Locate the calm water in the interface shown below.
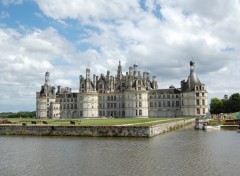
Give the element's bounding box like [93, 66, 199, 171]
[0, 126, 240, 176]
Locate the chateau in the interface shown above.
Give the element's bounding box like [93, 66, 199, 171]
[36, 61, 208, 118]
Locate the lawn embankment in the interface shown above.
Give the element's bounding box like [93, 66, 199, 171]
[0, 117, 192, 126]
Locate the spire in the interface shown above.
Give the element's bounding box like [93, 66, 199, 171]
[190, 60, 195, 73]
[188, 61, 201, 91]
[181, 61, 202, 92]
[45, 72, 50, 85]
[117, 60, 122, 80]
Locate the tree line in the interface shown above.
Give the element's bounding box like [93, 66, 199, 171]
[0, 111, 36, 118]
[210, 93, 240, 114]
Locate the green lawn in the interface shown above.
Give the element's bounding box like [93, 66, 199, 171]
[1, 117, 192, 126]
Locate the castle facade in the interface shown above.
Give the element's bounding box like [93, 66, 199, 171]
[36, 61, 208, 118]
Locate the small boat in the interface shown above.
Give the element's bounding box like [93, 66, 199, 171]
[207, 126, 221, 130]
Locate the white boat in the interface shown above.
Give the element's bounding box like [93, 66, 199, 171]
[206, 126, 221, 130]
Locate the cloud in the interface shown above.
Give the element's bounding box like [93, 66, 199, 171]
[0, 27, 78, 111]
[1, 0, 240, 111]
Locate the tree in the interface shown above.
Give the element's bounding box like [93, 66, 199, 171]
[210, 98, 224, 114]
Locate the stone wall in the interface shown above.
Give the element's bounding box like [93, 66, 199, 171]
[0, 119, 194, 137]
[149, 118, 195, 137]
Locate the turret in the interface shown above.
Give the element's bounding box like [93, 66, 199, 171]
[45, 72, 50, 85]
[93, 74, 96, 90]
[133, 64, 138, 78]
[129, 67, 133, 77]
[117, 61, 122, 80]
[86, 69, 90, 80]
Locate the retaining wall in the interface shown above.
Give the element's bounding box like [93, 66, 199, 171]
[0, 119, 194, 137]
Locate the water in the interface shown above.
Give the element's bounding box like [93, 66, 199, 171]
[0, 126, 240, 176]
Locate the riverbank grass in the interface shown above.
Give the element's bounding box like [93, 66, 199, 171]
[0, 117, 192, 126]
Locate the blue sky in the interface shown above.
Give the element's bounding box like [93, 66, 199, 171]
[0, 0, 240, 112]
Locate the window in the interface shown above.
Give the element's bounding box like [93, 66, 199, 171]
[202, 93, 204, 97]
[150, 102, 153, 107]
[167, 101, 170, 107]
[202, 100, 205, 105]
[176, 101, 179, 106]
[136, 102, 138, 107]
[196, 99, 200, 105]
[139, 110, 142, 116]
[197, 108, 200, 114]
[167, 95, 170, 99]
[139, 94, 142, 99]
[139, 101, 142, 107]
[196, 93, 199, 97]
[136, 110, 138, 116]
[203, 108, 205, 114]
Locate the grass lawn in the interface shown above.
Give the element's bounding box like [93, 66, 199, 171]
[1, 117, 192, 126]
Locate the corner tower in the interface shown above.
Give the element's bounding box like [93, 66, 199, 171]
[180, 61, 208, 117]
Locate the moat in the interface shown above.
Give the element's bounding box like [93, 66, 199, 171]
[0, 125, 239, 176]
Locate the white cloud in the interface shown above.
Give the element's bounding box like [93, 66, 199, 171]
[1, 0, 240, 111]
[0, 27, 79, 111]
[34, 0, 240, 98]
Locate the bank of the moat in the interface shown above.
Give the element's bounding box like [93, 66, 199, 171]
[0, 118, 194, 137]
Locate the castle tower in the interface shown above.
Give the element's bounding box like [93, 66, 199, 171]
[181, 61, 208, 117]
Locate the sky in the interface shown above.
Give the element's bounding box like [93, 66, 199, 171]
[0, 0, 240, 112]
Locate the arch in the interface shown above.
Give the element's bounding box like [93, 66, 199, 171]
[61, 111, 66, 118]
[166, 109, 174, 117]
[158, 110, 166, 118]
[175, 109, 182, 117]
[72, 111, 77, 118]
[67, 111, 72, 118]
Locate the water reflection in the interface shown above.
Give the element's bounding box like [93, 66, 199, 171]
[0, 126, 240, 176]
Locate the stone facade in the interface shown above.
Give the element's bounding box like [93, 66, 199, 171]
[36, 61, 208, 118]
